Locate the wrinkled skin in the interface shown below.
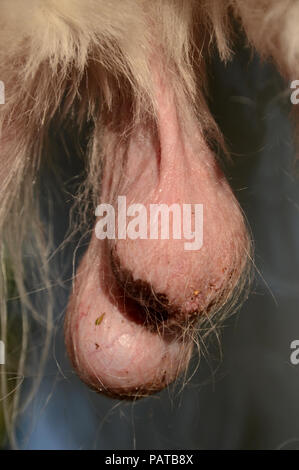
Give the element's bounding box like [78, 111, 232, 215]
[64, 63, 249, 398]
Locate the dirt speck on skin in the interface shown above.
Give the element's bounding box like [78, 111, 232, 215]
[161, 370, 167, 384]
[95, 313, 105, 325]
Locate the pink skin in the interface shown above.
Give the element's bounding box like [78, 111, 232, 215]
[64, 65, 248, 398]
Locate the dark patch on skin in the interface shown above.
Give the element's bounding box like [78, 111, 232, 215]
[109, 245, 239, 334]
[109, 247, 199, 336]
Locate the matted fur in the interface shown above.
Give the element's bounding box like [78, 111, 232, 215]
[0, 0, 298, 447]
